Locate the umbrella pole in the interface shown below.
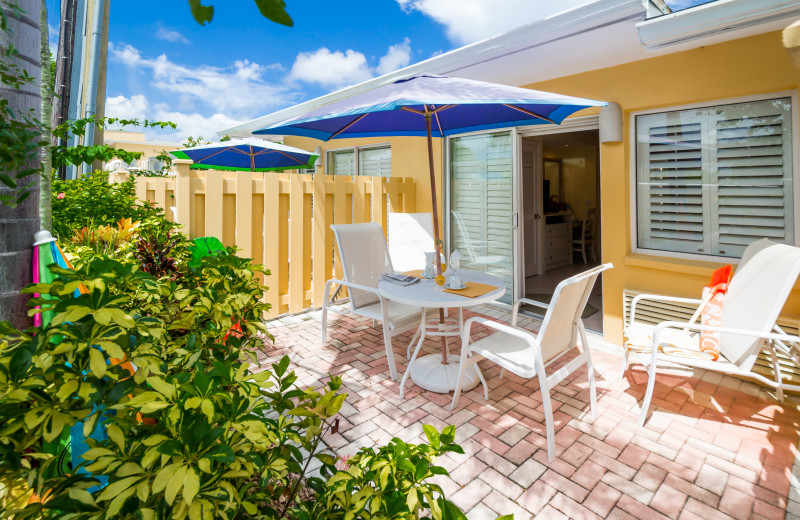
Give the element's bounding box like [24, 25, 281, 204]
[425, 110, 449, 366]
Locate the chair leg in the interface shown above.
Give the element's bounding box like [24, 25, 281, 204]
[450, 349, 472, 411]
[619, 347, 630, 380]
[582, 242, 588, 265]
[639, 343, 659, 427]
[321, 282, 332, 346]
[382, 326, 399, 382]
[769, 345, 785, 402]
[541, 382, 556, 463]
[579, 323, 597, 419]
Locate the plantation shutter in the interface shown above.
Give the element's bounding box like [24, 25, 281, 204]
[711, 99, 794, 256]
[358, 146, 391, 177]
[637, 97, 794, 258]
[636, 111, 705, 254]
[328, 150, 355, 175]
[450, 131, 513, 303]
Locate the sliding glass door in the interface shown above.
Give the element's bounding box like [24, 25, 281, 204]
[447, 130, 518, 304]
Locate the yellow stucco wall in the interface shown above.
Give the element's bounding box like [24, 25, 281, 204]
[282, 135, 445, 227]
[526, 30, 800, 344]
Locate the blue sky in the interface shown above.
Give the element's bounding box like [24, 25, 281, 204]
[48, 0, 712, 141]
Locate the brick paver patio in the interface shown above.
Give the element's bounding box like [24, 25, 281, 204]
[258, 305, 800, 520]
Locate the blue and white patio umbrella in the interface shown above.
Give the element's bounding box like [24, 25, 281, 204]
[254, 73, 606, 364]
[170, 138, 318, 172]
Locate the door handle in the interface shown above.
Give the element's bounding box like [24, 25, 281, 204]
[534, 214, 541, 220]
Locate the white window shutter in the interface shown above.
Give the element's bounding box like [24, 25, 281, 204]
[636, 112, 705, 254]
[358, 146, 391, 177]
[636, 97, 794, 258]
[712, 100, 794, 256]
[450, 132, 513, 303]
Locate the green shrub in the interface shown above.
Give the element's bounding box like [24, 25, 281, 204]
[0, 244, 474, 519]
[51, 172, 161, 240]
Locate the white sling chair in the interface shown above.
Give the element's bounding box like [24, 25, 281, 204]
[322, 223, 423, 381]
[387, 212, 434, 272]
[451, 263, 612, 462]
[627, 239, 800, 426]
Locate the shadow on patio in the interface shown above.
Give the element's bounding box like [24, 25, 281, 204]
[257, 306, 800, 520]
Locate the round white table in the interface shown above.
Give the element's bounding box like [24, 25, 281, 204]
[378, 270, 505, 398]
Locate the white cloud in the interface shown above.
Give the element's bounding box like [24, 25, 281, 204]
[151, 110, 243, 141]
[104, 94, 242, 140]
[396, 0, 590, 44]
[289, 48, 373, 87]
[106, 94, 149, 121]
[108, 42, 293, 118]
[376, 38, 411, 76]
[289, 38, 414, 87]
[155, 27, 190, 44]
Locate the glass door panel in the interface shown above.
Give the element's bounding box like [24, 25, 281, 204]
[449, 131, 514, 304]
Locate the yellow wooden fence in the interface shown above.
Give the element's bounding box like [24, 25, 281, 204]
[111, 160, 416, 318]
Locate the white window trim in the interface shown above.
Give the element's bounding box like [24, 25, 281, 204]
[324, 143, 392, 176]
[629, 89, 800, 263]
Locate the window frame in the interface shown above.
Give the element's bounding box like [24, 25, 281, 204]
[325, 143, 392, 176]
[629, 90, 800, 263]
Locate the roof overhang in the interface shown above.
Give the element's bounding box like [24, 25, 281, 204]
[637, 0, 800, 50]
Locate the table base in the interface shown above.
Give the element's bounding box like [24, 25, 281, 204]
[409, 354, 481, 393]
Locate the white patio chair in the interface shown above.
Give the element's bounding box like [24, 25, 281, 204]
[626, 239, 800, 426]
[322, 223, 423, 381]
[387, 212, 434, 272]
[451, 263, 613, 462]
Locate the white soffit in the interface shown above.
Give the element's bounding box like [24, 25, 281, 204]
[637, 0, 800, 50]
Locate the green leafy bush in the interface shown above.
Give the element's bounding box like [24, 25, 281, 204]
[51, 172, 162, 240]
[0, 241, 473, 519]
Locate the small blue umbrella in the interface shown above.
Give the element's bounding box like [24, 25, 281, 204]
[170, 138, 318, 172]
[255, 73, 606, 365]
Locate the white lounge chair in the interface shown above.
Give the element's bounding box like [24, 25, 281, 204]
[322, 223, 422, 381]
[387, 212, 434, 272]
[451, 263, 612, 462]
[626, 239, 800, 426]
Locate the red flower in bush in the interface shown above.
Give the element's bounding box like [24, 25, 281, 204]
[57, 193, 65, 199]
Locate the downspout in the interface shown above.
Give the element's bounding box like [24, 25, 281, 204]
[66, 0, 87, 180]
[82, 0, 105, 177]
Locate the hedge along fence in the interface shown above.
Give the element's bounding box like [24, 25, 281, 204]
[110, 160, 416, 318]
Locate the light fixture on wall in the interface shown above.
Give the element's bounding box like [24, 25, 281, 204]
[599, 102, 622, 143]
[783, 20, 800, 69]
[314, 146, 322, 169]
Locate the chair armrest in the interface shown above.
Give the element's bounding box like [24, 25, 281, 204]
[462, 316, 538, 347]
[629, 293, 703, 325]
[653, 320, 800, 345]
[511, 297, 551, 326]
[325, 278, 382, 296]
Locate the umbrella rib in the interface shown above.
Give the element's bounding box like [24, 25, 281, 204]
[401, 107, 425, 115]
[330, 113, 370, 139]
[195, 147, 236, 162]
[275, 150, 309, 166]
[503, 104, 556, 124]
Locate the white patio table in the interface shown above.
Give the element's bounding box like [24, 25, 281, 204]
[378, 269, 505, 398]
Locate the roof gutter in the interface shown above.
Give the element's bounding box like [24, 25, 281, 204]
[637, 0, 800, 50]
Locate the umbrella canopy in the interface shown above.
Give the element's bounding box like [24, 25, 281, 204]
[170, 138, 318, 172]
[254, 74, 607, 140]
